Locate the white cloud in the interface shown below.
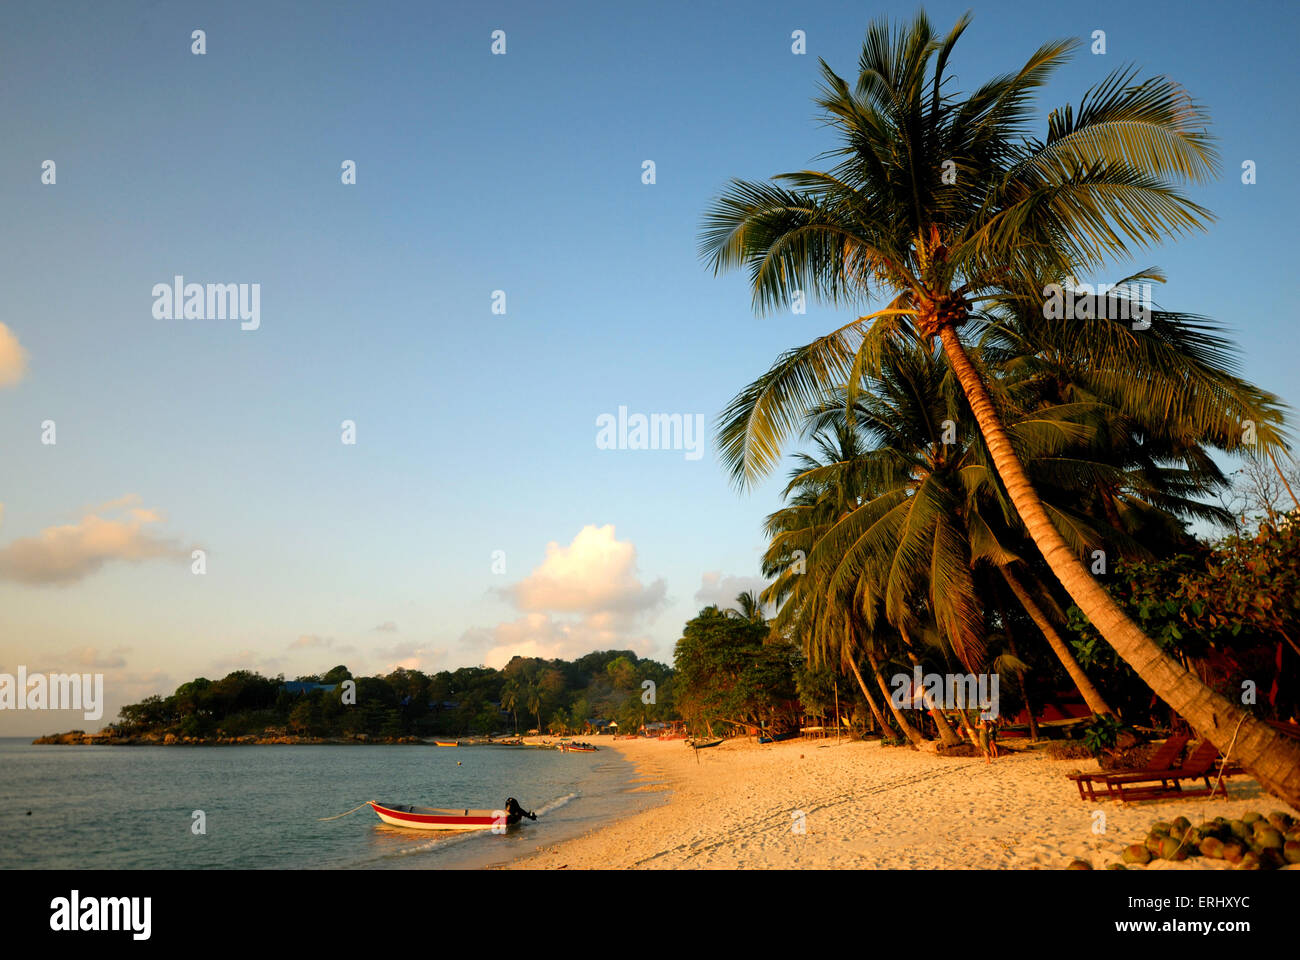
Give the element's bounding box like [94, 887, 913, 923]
[0, 496, 189, 586]
[466, 525, 667, 666]
[461, 612, 656, 669]
[501, 524, 666, 617]
[68, 646, 130, 669]
[0, 324, 27, 388]
[370, 642, 450, 674]
[290, 634, 331, 649]
[694, 572, 771, 614]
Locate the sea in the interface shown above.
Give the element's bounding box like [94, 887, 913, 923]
[0, 738, 662, 869]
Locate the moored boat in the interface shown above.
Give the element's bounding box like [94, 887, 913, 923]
[433, 740, 460, 747]
[368, 797, 535, 831]
[688, 737, 725, 749]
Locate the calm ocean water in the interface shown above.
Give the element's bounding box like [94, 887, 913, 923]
[0, 738, 660, 869]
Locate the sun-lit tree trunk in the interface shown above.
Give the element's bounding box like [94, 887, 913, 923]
[902, 647, 963, 748]
[847, 658, 895, 738]
[1000, 564, 1114, 717]
[845, 620, 914, 742]
[938, 324, 1300, 805]
[856, 652, 926, 747]
[955, 707, 989, 759]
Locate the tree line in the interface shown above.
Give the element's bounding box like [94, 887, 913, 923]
[112, 650, 675, 739]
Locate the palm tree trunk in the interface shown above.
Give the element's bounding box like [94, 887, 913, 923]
[1000, 564, 1114, 717]
[955, 707, 987, 758]
[930, 702, 963, 746]
[847, 658, 894, 737]
[857, 653, 926, 747]
[938, 325, 1300, 805]
[903, 649, 963, 747]
[1005, 635, 1040, 741]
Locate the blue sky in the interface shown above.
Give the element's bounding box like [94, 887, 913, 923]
[2, 0, 1297, 733]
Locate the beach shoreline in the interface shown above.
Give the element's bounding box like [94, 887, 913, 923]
[506, 736, 1300, 870]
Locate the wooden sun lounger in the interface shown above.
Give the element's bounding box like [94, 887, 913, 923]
[1066, 734, 1188, 801]
[1102, 741, 1227, 801]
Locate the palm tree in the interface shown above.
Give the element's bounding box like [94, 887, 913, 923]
[774, 339, 1117, 709]
[500, 679, 520, 735]
[760, 416, 928, 745]
[522, 680, 542, 734]
[729, 590, 767, 625]
[770, 328, 1256, 727]
[701, 11, 1300, 803]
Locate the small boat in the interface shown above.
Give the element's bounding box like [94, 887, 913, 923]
[757, 731, 797, 744]
[433, 740, 460, 747]
[561, 742, 598, 752]
[688, 738, 725, 749]
[368, 797, 535, 831]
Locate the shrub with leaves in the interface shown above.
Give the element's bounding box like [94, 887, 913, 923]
[1080, 714, 1125, 756]
[1067, 515, 1300, 724]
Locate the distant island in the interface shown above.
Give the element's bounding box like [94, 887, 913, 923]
[33, 651, 676, 745]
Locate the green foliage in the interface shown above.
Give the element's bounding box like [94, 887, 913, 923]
[1066, 516, 1300, 723]
[674, 606, 799, 730]
[1079, 714, 1125, 755]
[701, 9, 1231, 494]
[794, 663, 837, 718]
[112, 650, 676, 740]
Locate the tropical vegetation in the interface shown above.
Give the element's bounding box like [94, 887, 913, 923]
[106, 651, 675, 740]
[699, 10, 1300, 802]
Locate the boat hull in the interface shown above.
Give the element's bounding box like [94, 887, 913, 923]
[369, 801, 515, 831]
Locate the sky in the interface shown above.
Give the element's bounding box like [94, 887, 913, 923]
[2, 0, 1297, 734]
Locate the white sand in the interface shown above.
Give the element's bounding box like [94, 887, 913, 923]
[508, 737, 1299, 869]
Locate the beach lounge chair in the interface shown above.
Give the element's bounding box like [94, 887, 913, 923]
[1066, 734, 1188, 801]
[1101, 740, 1227, 801]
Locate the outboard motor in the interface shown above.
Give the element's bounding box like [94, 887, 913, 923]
[504, 797, 536, 821]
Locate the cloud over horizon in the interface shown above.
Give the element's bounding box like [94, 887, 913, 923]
[694, 571, 771, 614]
[0, 495, 190, 586]
[468, 524, 667, 667]
[500, 524, 667, 617]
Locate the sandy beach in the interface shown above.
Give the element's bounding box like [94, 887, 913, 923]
[508, 737, 1300, 869]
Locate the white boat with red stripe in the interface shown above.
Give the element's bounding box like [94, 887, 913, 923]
[367, 797, 536, 831]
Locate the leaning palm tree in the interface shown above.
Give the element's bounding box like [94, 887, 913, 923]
[701, 11, 1300, 802]
[761, 411, 928, 744]
[780, 340, 1122, 720]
